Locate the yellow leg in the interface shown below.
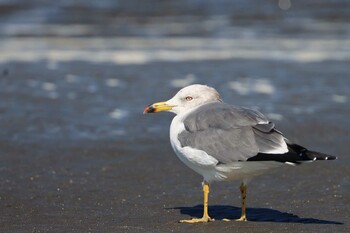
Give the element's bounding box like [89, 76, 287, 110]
[179, 182, 214, 223]
[222, 182, 248, 222]
[235, 182, 247, 221]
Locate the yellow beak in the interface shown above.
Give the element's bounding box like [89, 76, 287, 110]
[143, 101, 174, 114]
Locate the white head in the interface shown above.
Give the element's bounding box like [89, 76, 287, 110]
[144, 84, 221, 115]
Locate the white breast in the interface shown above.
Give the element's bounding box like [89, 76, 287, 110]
[169, 114, 224, 182]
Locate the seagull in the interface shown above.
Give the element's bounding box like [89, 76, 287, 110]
[143, 84, 336, 223]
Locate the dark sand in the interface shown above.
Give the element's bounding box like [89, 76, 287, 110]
[0, 1, 349, 232]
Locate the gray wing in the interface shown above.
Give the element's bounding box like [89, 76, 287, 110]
[178, 102, 288, 164]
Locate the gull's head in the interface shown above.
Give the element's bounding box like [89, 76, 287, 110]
[144, 84, 221, 115]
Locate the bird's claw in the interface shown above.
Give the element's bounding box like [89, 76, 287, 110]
[235, 216, 247, 222]
[222, 216, 247, 222]
[179, 216, 214, 223]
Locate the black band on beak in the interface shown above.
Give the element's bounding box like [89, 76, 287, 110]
[143, 104, 156, 114]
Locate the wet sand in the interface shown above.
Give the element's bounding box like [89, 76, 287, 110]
[0, 1, 350, 232]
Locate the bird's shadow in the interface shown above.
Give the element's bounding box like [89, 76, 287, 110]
[169, 205, 343, 225]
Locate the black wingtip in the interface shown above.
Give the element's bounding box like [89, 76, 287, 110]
[306, 150, 338, 161]
[247, 144, 338, 165]
[325, 155, 338, 160]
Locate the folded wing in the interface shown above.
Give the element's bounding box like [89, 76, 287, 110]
[178, 102, 288, 164]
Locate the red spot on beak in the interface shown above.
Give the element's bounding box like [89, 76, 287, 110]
[143, 104, 155, 114]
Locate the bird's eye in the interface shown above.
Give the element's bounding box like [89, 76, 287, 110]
[185, 96, 193, 101]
